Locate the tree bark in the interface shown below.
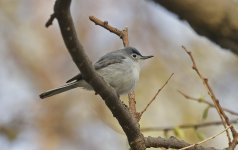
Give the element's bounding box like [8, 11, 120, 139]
[48, 0, 146, 149]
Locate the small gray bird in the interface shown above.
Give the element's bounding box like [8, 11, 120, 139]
[39, 47, 153, 99]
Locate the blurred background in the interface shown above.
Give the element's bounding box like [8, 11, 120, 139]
[0, 0, 238, 150]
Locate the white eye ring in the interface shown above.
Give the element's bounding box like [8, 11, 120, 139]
[132, 54, 137, 58]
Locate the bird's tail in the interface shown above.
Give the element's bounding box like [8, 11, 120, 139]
[39, 82, 78, 99]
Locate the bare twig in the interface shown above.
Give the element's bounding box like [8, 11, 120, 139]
[45, 13, 56, 27]
[182, 46, 229, 141]
[229, 136, 238, 150]
[122, 27, 129, 47]
[142, 119, 238, 132]
[128, 91, 141, 121]
[179, 125, 231, 150]
[182, 46, 238, 148]
[145, 136, 215, 150]
[138, 73, 174, 120]
[178, 90, 238, 116]
[89, 16, 129, 47]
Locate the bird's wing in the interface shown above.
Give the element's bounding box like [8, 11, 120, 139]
[66, 54, 126, 83]
[94, 54, 126, 70]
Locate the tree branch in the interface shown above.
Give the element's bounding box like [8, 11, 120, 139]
[142, 119, 238, 132]
[89, 16, 129, 47]
[178, 90, 238, 116]
[179, 125, 231, 150]
[45, 1, 231, 149]
[145, 136, 215, 150]
[47, 1, 145, 149]
[182, 46, 238, 149]
[138, 73, 174, 121]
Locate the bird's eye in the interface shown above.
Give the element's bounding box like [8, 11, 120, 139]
[132, 54, 137, 58]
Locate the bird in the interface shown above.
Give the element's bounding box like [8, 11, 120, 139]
[39, 47, 153, 99]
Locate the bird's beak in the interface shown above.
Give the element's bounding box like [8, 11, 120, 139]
[141, 55, 154, 60]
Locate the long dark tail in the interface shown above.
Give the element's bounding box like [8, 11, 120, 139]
[39, 82, 78, 99]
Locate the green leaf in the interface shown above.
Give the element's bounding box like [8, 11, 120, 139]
[195, 129, 206, 140]
[173, 127, 185, 139]
[202, 106, 210, 120]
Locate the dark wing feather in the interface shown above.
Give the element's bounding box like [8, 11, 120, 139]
[66, 74, 82, 83]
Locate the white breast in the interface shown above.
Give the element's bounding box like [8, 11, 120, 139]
[97, 57, 141, 95]
[130, 60, 140, 83]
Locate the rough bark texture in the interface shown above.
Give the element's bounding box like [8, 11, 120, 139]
[152, 0, 238, 55]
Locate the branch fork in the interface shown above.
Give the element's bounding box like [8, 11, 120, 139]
[44, 0, 235, 149]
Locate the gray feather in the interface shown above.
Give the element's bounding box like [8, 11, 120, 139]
[66, 54, 126, 83]
[39, 82, 78, 99]
[95, 54, 126, 70]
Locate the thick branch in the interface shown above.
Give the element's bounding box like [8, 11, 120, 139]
[49, 0, 145, 149]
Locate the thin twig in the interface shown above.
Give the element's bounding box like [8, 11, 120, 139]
[141, 119, 238, 132]
[89, 16, 129, 47]
[179, 125, 231, 150]
[45, 13, 56, 27]
[138, 73, 174, 120]
[128, 91, 140, 121]
[178, 90, 238, 116]
[122, 27, 129, 47]
[182, 46, 238, 148]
